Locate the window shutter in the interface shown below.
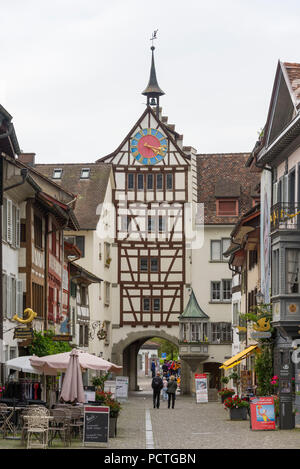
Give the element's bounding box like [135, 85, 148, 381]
[16, 208, 20, 248]
[7, 276, 12, 319]
[12, 204, 17, 248]
[2, 198, 7, 241]
[7, 200, 12, 244]
[11, 277, 16, 318]
[2, 274, 7, 317]
[17, 279, 23, 316]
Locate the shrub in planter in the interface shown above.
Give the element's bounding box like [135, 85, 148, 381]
[224, 395, 249, 420]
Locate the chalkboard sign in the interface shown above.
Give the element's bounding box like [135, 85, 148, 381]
[83, 406, 110, 447]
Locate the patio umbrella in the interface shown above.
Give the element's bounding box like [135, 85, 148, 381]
[5, 355, 56, 375]
[30, 350, 122, 374]
[60, 349, 85, 404]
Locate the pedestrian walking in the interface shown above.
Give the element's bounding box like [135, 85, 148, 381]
[152, 372, 163, 408]
[167, 375, 177, 409]
[151, 359, 156, 378]
[162, 376, 168, 401]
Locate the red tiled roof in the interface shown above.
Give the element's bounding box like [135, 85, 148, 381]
[196, 153, 260, 225]
[283, 62, 300, 104]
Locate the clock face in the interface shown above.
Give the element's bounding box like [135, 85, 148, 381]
[130, 128, 167, 165]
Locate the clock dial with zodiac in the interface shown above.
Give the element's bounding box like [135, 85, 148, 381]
[130, 128, 167, 165]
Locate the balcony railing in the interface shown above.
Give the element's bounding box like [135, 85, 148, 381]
[271, 203, 300, 231]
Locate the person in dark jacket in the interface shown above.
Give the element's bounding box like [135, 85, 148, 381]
[151, 360, 156, 378]
[167, 375, 177, 409]
[151, 372, 163, 408]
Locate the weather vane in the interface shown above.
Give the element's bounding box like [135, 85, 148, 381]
[150, 30, 158, 48]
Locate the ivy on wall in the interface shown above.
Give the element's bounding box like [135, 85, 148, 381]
[29, 330, 73, 357]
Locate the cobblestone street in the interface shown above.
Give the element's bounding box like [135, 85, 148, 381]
[107, 377, 300, 450]
[0, 377, 300, 450]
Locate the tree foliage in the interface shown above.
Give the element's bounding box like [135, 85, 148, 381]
[254, 344, 273, 396]
[151, 338, 179, 360]
[29, 330, 73, 357]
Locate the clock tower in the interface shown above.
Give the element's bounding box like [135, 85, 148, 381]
[97, 42, 192, 390]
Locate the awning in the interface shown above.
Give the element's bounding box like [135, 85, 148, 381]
[219, 345, 258, 370]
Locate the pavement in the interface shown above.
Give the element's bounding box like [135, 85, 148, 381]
[1, 376, 300, 449]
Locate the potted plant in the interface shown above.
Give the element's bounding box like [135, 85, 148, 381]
[105, 396, 122, 438]
[224, 395, 249, 420]
[218, 388, 235, 403]
[221, 377, 229, 386]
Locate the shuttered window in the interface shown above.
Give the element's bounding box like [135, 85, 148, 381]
[2, 274, 7, 317]
[216, 200, 238, 216]
[2, 198, 7, 241]
[7, 199, 12, 244]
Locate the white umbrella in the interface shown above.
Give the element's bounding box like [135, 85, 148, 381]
[5, 355, 56, 375]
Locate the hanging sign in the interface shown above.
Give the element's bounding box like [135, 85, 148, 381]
[195, 374, 208, 403]
[83, 405, 109, 447]
[115, 376, 129, 401]
[250, 397, 276, 430]
[13, 327, 34, 340]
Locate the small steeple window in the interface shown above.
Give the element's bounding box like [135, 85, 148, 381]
[52, 168, 62, 179]
[80, 168, 90, 179]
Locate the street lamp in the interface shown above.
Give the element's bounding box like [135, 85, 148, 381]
[256, 290, 264, 305]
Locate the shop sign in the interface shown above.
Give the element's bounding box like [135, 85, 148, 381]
[13, 327, 34, 340]
[250, 397, 276, 430]
[52, 335, 72, 342]
[83, 405, 109, 447]
[195, 374, 208, 403]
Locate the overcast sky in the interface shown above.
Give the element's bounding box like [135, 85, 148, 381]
[1, 0, 300, 163]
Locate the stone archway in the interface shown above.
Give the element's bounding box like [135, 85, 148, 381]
[111, 329, 178, 391]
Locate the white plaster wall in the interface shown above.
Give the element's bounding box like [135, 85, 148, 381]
[191, 225, 233, 322]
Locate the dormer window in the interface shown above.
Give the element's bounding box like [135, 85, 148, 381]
[216, 199, 239, 217]
[80, 168, 90, 179]
[52, 168, 62, 179]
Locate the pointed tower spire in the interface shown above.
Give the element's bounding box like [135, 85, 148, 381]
[142, 31, 165, 116]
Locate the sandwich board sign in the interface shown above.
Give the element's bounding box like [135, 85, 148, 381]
[195, 374, 208, 403]
[250, 397, 276, 430]
[115, 376, 129, 401]
[83, 405, 109, 447]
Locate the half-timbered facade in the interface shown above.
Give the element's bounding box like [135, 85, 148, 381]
[97, 103, 193, 388]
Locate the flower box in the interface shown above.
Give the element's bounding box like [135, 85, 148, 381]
[109, 416, 118, 438]
[230, 407, 248, 420]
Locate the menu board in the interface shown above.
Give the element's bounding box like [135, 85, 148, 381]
[104, 380, 116, 398]
[250, 397, 276, 431]
[84, 386, 96, 403]
[83, 406, 110, 446]
[195, 374, 208, 403]
[115, 376, 129, 400]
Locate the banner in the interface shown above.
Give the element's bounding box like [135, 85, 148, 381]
[195, 374, 208, 403]
[250, 396, 276, 430]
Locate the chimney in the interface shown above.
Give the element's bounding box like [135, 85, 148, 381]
[18, 153, 35, 167]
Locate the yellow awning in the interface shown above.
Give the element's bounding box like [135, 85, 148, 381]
[219, 345, 258, 370]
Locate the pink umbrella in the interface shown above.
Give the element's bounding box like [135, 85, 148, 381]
[30, 350, 122, 374]
[60, 349, 85, 404]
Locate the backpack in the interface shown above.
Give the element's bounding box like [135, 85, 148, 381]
[152, 377, 163, 390]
